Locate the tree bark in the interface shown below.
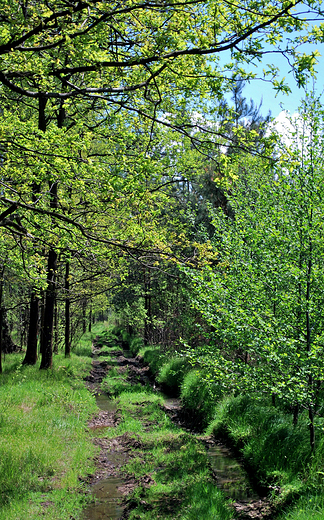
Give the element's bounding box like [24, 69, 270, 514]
[65, 261, 71, 357]
[39, 100, 64, 368]
[309, 405, 315, 452]
[27, 96, 48, 360]
[53, 295, 58, 354]
[88, 303, 92, 333]
[144, 268, 151, 345]
[22, 292, 39, 365]
[82, 299, 86, 334]
[0, 270, 4, 374]
[40, 248, 57, 369]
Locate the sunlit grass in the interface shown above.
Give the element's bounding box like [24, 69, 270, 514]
[93, 328, 233, 520]
[0, 346, 98, 519]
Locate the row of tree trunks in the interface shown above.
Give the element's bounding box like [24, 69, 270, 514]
[0, 98, 93, 369]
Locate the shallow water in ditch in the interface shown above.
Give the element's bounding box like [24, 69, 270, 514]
[84, 357, 260, 520]
[83, 393, 124, 520]
[95, 393, 117, 413]
[164, 398, 260, 502]
[207, 444, 260, 501]
[82, 477, 124, 520]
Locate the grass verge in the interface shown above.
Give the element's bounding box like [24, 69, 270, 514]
[0, 324, 108, 520]
[207, 395, 324, 518]
[128, 333, 324, 519]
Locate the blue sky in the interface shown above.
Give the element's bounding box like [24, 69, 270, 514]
[219, 4, 324, 119]
[241, 46, 324, 118]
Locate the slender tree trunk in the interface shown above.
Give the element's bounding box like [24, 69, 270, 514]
[53, 295, 58, 354]
[82, 299, 86, 334]
[26, 97, 48, 360]
[22, 292, 39, 365]
[39, 292, 45, 355]
[309, 405, 315, 452]
[88, 303, 92, 333]
[40, 248, 57, 369]
[39, 180, 58, 367]
[40, 101, 64, 369]
[306, 211, 314, 450]
[144, 268, 151, 345]
[65, 261, 71, 357]
[0, 269, 4, 374]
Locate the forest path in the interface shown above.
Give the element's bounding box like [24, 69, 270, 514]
[82, 335, 274, 520]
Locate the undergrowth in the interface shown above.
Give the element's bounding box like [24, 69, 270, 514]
[121, 329, 324, 519]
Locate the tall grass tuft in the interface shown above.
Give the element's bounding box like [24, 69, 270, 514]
[180, 369, 222, 427]
[157, 356, 190, 395]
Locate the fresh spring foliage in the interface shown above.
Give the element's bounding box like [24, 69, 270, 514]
[184, 96, 324, 447]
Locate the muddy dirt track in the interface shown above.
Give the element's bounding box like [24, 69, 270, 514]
[83, 337, 274, 520]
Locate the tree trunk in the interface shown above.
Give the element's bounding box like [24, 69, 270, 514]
[40, 248, 57, 369]
[39, 292, 45, 355]
[309, 405, 315, 452]
[82, 299, 86, 334]
[65, 261, 71, 357]
[22, 292, 39, 365]
[53, 295, 58, 354]
[89, 303, 92, 333]
[39, 99, 64, 369]
[306, 227, 314, 449]
[26, 96, 48, 362]
[144, 268, 151, 346]
[0, 271, 4, 374]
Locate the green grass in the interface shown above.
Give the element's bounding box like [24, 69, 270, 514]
[0, 344, 98, 520]
[205, 394, 324, 518]
[94, 329, 233, 520]
[276, 494, 324, 519]
[134, 336, 324, 519]
[105, 389, 233, 520]
[180, 369, 222, 427]
[137, 346, 166, 377]
[157, 357, 190, 395]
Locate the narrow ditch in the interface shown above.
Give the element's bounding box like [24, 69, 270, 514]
[83, 336, 274, 520]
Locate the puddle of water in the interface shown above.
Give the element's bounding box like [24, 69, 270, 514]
[83, 392, 124, 520]
[164, 398, 181, 409]
[95, 393, 117, 412]
[207, 444, 259, 501]
[82, 478, 124, 520]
